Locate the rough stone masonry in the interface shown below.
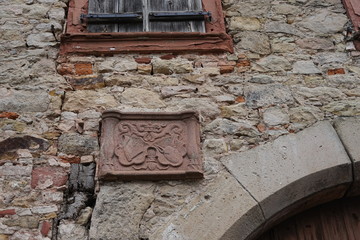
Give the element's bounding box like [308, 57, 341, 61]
[0, 0, 360, 239]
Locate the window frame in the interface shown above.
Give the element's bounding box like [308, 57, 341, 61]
[343, 0, 360, 50]
[60, 0, 233, 54]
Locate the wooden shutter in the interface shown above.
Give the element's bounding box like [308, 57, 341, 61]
[87, 0, 143, 32]
[148, 0, 205, 32]
[87, 0, 205, 33]
[118, 0, 143, 32]
[88, 0, 118, 32]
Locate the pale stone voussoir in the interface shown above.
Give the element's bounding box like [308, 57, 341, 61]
[149, 171, 265, 240]
[221, 121, 352, 222]
[334, 116, 360, 196]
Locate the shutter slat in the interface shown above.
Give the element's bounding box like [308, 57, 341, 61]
[88, 0, 118, 32]
[118, 0, 143, 32]
[149, 0, 204, 32]
[189, 0, 205, 32]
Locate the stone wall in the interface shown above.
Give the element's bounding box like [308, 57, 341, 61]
[0, 0, 359, 239]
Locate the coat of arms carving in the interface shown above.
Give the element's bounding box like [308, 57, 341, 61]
[99, 110, 203, 180]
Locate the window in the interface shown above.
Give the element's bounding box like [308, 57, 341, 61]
[343, 0, 360, 50]
[85, 0, 208, 33]
[61, 0, 233, 54]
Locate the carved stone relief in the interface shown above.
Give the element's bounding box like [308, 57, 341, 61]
[99, 110, 203, 180]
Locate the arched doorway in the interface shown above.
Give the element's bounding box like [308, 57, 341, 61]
[256, 196, 360, 240]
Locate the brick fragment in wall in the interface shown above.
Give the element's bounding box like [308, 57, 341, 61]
[0, 112, 19, 120]
[0, 209, 16, 217]
[41, 221, 52, 237]
[31, 166, 68, 189]
[327, 68, 346, 75]
[74, 63, 93, 75]
[135, 57, 152, 64]
[57, 63, 75, 75]
[220, 66, 235, 74]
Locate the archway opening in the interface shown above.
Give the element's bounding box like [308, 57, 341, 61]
[256, 196, 360, 240]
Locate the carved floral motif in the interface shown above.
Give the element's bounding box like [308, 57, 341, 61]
[99, 111, 203, 180]
[114, 122, 188, 171]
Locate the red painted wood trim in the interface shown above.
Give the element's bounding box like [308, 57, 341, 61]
[349, 0, 360, 16]
[343, 0, 360, 50]
[60, 32, 233, 54]
[61, 0, 233, 54]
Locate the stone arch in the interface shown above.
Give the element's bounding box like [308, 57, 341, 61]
[145, 119, 359, 240]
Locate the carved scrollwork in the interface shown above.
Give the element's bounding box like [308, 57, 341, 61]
[113, 122, 187, 171]
[100, 111, 203, 180]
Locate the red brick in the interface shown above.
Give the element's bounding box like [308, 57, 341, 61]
[160, 54, 177, 60]
[75, 63, 93, 76]
[31, 167, 68, 189]
[220, 66, 234, 74]
[41, 221, 52, 237]
[235, 96, 246, 103]
[135, 57, 152, 64]
[57, 63, 74, 75]
[257, 123, 266, 133]
[0, 112, 19, 120]
[237, 54, 247, 59]
[59, 155, 81, 163]
[0, 209, 16, 217]
[327, 68, 345, 75]
[236, 60, 251, 67]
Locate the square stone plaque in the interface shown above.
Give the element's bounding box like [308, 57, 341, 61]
[99, 110, 203, 180]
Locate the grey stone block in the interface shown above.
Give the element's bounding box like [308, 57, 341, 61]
[58, 133, 99, 156]
[89, 182, 156, 240]
[221, 121, 352, 220]
[334, 117, 360, 196]
[0, 88, 50, 112]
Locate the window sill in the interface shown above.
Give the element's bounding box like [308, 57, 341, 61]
[60, 32, 233, 55]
